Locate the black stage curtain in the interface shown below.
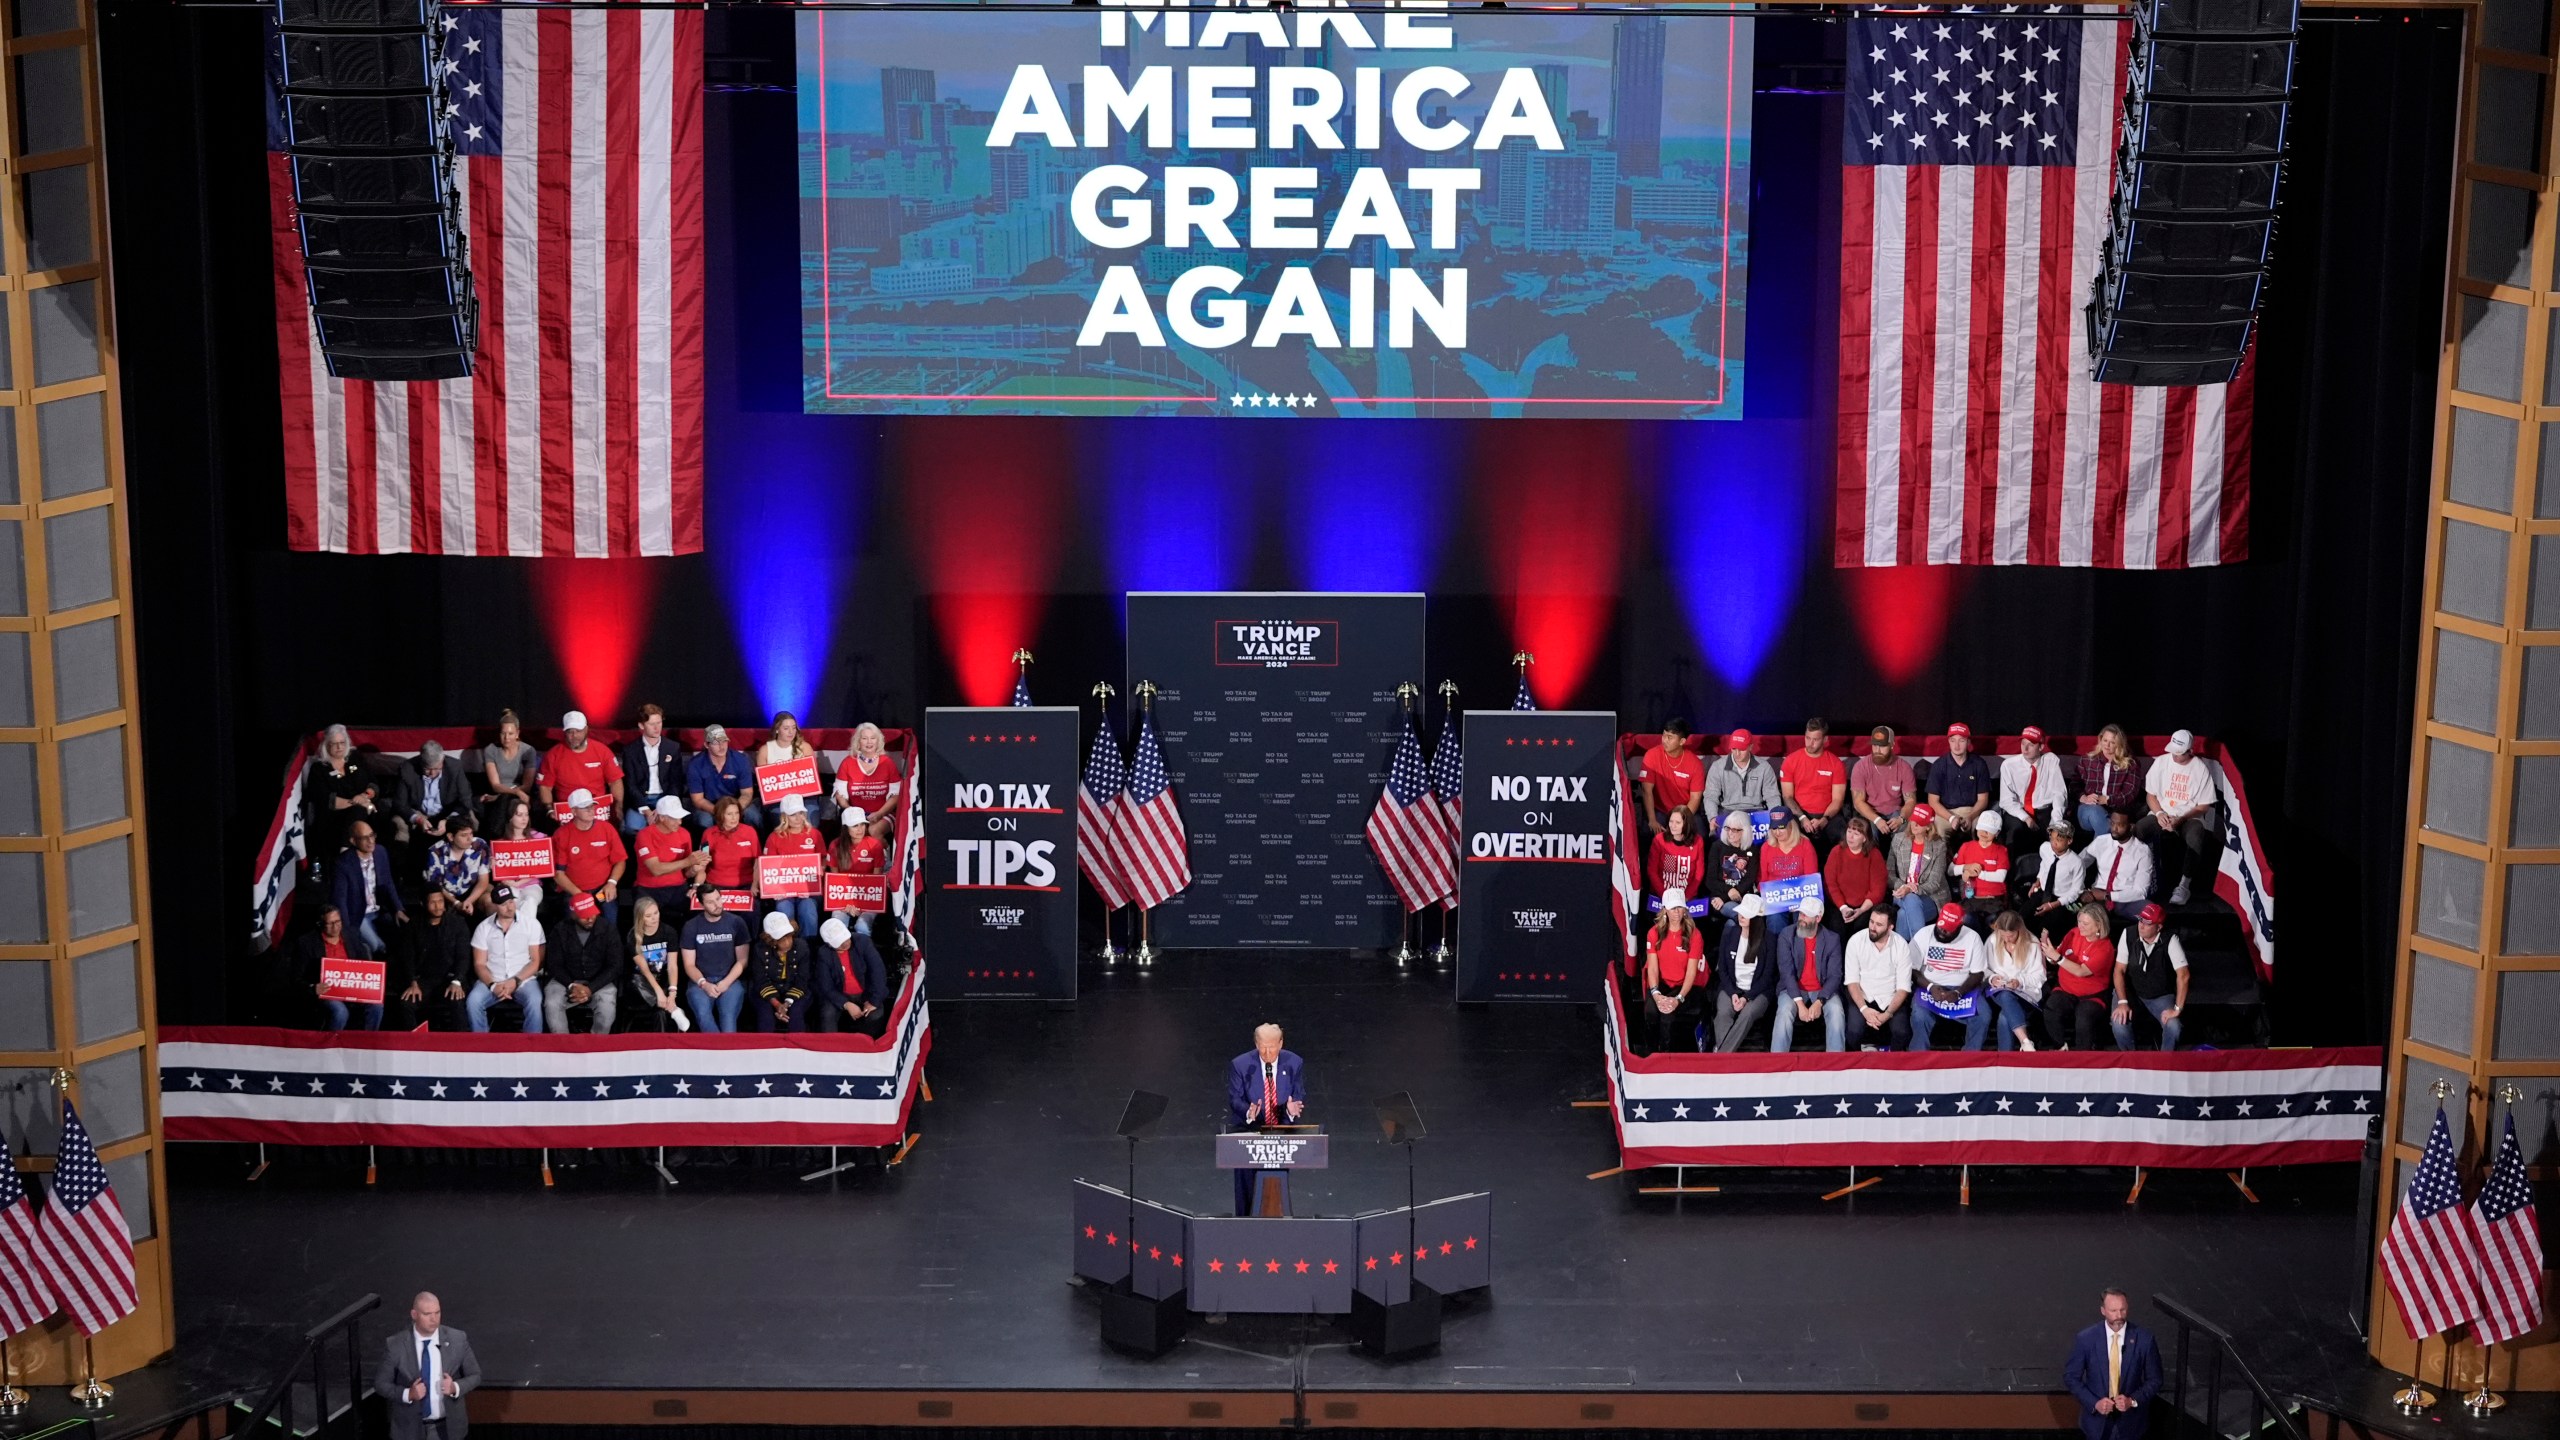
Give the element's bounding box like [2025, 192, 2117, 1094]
[102, 13, 2456, 1039]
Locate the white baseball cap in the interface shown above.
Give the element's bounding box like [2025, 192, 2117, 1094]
[820, 917, 852, 949]
[1975, 812, 2000, 833]
[762, 911, 793, 939]
[567, 788, 595, 809]
[653, 795, 685, 818]
[1660, 886, 1687, 910]
[1738, 894, 1766, 919]
[779, 794, 807, 815]
[2167, 728, 2195, 755]
[844, 807, 867, 825]
[562, 710, 588, 730]
[1797, 897, 1823, 918]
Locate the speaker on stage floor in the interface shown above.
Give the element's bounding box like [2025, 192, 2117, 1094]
[1100, 1283, 1187, 1358]
[1351, 1281, 1442, 1360]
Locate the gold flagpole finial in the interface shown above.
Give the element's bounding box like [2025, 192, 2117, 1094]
[1512, 650, 1535, 670]
[1091, 680, 1116, 700]
[1012, 648, 1034, 666]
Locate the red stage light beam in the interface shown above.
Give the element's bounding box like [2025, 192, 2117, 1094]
[528, 558, 661, 720]
[1840, 563, 1965, 685]
[1474, 422, 1627, 707]
[898, 417, 1071, 705]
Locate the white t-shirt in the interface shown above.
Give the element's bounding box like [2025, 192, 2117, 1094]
[470, 914, 542, 982]
[1843, 929, 1911, 1000]
[1912, 925, 1987, 989]
[2147, 754, 2212, 819]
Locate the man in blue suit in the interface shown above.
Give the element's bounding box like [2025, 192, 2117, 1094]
[1226, 1023, 1305, 1215]
[331, 819, 408, 956]
[2064, 1288, 2162, 1440]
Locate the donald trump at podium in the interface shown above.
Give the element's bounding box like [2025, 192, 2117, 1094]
[1228, 1022, 1306, 1215]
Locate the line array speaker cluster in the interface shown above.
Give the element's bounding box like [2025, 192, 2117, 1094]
[2087, 0, 2298, 386]
[274, 0, 476, 381]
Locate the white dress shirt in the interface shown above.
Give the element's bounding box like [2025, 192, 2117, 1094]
[415, 1328, 444, 1420]
[2085, 835, 2154, 904]
[1999, 752, 2070, 826]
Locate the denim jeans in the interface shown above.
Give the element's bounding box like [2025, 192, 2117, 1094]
[2076, 803, 2113, 841]
[1770, 994, 1845, 1052]
[768, 896, 821, 941]
[687, 982, 746, 1033]
[1987, 988, 2039, 1049]
[356, 914, 391, 957]
[1909, 996, 1991, 1050]
[2111, 992, 2183, 1051]
[466, 978, 544, 1032]
[323, 1000, 382, 1032]
[1894, 892, 1936, 939]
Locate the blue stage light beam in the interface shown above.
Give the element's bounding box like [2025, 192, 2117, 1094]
[1663, 420, 1809, 690]
[1291, 420, 1448, 592]
[709, 413, 867, 719]
[1094, 418, 1257, 595]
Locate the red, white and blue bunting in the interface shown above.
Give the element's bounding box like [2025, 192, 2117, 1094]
[1603, 973, 2377, 1171]
[159, 967, 929, 1149]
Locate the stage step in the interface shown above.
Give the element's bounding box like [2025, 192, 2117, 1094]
[233, 1373, 359, 1437]
[2176, 1380, 2307, 1439]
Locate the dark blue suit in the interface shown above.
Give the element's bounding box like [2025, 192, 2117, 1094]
[330, 847, 407, 955]
[2063, 1321, 2161, 1440]
[1227, 1048, 1305, 1215]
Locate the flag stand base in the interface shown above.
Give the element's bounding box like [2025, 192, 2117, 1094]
[2391, 1383, 2436, 1416]
[0, 1386, 23, 1418]
[2463, 1386, 2505, 1418]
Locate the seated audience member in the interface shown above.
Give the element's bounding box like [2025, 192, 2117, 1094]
[1954, 812, 2012, 928]
[687, 724, 761, 830]
[2111, 903, 2190, 1052]
[1981, 909, 2047, 1052]
[702, 796, 761, 897]
[627, 896, 687, 1031]
[632, 795, 707, 921]
[1704, 812, 1760, 934]
[2084, 810, 2157, 926]
[763, 796, 826, 939]
[2075, 724, 2143, 841]
[479, 709, 540, 835]
[1641, 898, 1708, 1054]
[754, 713, 820, 829]
[1887, 805, 1951, 938]
[814, 916, 892, 1037]
[331, 820, 407, 957]
[2020, 818, 2090, 942]
[395, 886, 472, 1030]
[1703, 730, 1780, 819]
[305, 723, 380, 860]
[1757, 807, 1818, 896]
[1823, 816, 1889, 933]
[2140, 729, 2220, 905]
[1909, 902, 1991, 1051]
[1647, 807, 1708, 912]
[492, 796, 545, 909]
[2040, 905, 2117, 1050]
[1850, 726, 1916, 839]
[832, 722, 902, 841]
[1710, 894, 1776, 1053]
[394, 740, 463, 852]
[548, 789, 628, 931]
[544, 892, 625, 1035]
[827, 810, 891, 936]
[466, 884, 545, 1033]
[1925, 723, 1997, 838]
[1773, 897, 1845, 1053]
[424, 812, 493, 916]
[297, 905, 382, 1032]
[1996, 726, 2071, 849]
[680, 884, 752, 1033]
[618, 703, 688, 834]
[1780, 718, 1851, 852]
[1638, 718, 1708, 836]
[541, 711, 624, 817]
[751, 911, 814, 1032]
[1842, 905, 1914, 1051]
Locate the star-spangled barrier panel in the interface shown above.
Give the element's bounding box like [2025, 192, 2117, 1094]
[1069, 1182, 1493, 1316]
[158, 971, 929, 1149]
[1603, 973, 2382, 1171]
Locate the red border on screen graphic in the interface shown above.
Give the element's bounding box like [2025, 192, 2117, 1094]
[814, 17, 1741, 411]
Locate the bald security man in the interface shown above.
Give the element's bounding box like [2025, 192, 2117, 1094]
[375, 1291, 483, 1440]
[1226, 1022, 1306, 1215]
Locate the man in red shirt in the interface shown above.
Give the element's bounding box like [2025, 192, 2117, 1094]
[541, 710, 625, 818]
[1779, 717, 1851, 855]
[1638, 718, 1707, 836]
[549, 788, 630, 931]
[632, 795, 707, 922]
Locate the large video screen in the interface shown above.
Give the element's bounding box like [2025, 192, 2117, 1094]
[796, 4, 1751, 419]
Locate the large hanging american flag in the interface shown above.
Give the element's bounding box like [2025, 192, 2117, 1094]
[1077, 713, 1134, 911]
[2379, 1104, 2486, 1340]
[267, 9, 705, 556]
[33, 1103, 135, 1336]
[1836, 9, 2252, 569]
[2469, 1111, 2547, 1345]
[0, 1146, 57, 1339]
[1114, 707, 1192, 909]
[1428, 707, 1464, 910]
[1368, 711, 1457, 911]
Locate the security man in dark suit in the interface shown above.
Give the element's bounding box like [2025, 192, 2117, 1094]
[1225, 1022, 1306, 1215]
[2064, 1288, 2163, 1440]
[374, 1291, 482, 1440]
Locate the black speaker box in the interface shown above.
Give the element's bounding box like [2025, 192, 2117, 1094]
[280, 33, 433, 92]
[2125, 98, 2288, 159]
[279, 0, 430, 29]
[1098, 1282, 1187, 1359]
[1351, 1281, 1442, 1360]
[2143, 0, 2297, 37]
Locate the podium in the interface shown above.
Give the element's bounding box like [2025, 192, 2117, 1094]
[1215, 1125, 1326, 1216]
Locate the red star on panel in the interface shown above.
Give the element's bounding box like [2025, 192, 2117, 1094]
[1264, 1260, 1281, 1274]
[1172, 1254, 1183, 1267]
[1364, 1257, 1378, 1271]
[1208, 1259, 1224, 1273]
[1104, 1232, 1118, 1247]
[1235, 1258, 1252, 1274]
[1083, 1225, 1096, 1238]
[1322, 1260, 1339, 1274]
[1439, 1242, 1454, 1255]
[1390, 1251, 1404, 1266]
[1463, 1236, 1477, 1249]
[1294, 1260, 1310, 1274]
[1148, 1247, 1162, 1260]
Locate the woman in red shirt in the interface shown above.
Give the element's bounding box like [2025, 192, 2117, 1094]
[1641, 902, 1708, 1055]
[833, 722, 901, 841]
[763, 795, 826, 938]
[1646, 808, 1706, 910]
[2039, 904, 2116, 1050]
[702, 796, 762, 900]
[1822, 816, 1889, 932]
[827, 819, 891, 939]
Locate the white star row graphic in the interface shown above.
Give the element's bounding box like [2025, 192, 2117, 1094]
[1626, 1094, 2374, 1120]
[186, 1072, 898, 1099]
[1231, 392, 1321, 409]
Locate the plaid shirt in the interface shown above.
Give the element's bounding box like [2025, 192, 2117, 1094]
[2075, 754, 2141, 812]
[425, 837, 491, 900]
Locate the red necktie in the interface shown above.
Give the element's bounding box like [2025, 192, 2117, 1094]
[837, 946, 856, 997]
[1800, 934, 1819, 991]
[1264, 1068, 1278, 1124]
[2106, 849, 2122, 893]
[2024, 763, 2038, 810]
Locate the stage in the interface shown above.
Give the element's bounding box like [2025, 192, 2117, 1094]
[160, 951, 2375, 1424]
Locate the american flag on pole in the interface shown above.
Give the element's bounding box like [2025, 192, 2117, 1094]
[1114, 706, 1192, 909]
[1428, 707, 1464, 910]
[267, 9, 705, 555]
[1836, 9, 2252, 569]
[1076, 713, 1134, 911]
[32, 1103, 135, 1336]
[1368, 711, 1457, 911]
[2469, 1111, 2547, 1345]
[1010, 670, 1033, 707]
[2379, 1103, 2486, 1341]
[1512, 674, 1537, 711]
[1608, 758, 1642, 960]
[0, 1147, 57, 1339]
